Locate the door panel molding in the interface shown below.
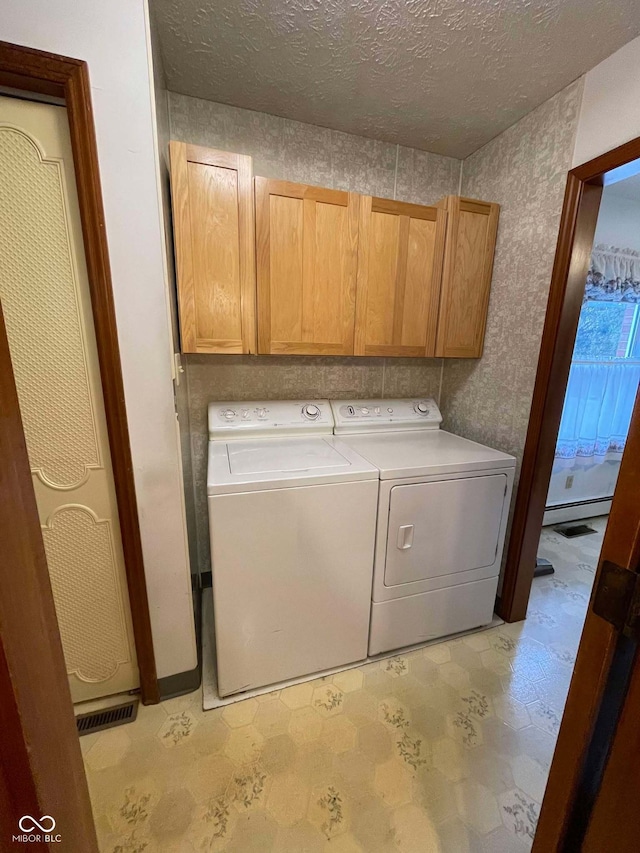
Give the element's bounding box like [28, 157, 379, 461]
[0, 302, 98, 850]
[0, 40, 159, 703]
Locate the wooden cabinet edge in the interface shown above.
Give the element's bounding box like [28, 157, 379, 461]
[434, 195, 500, 359]
[168, 141, 257, 355]
[254, 176, 272, 354]
[169, 141, 197, 353]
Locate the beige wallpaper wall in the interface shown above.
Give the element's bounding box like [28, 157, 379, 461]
[441, 79, 583, 479]
[167, 92, 462, 573]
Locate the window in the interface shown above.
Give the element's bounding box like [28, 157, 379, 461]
[574, 301, 640, 360]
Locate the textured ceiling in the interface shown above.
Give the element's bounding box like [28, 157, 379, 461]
[152, 0, 640, 159]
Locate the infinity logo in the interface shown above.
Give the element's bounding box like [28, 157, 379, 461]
[18, 815, 56, 833]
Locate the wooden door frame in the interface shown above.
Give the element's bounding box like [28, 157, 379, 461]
[499, 133, 640, 623]
[0, 303, 98, 851]
[532, 387, 640, 850]
[0, 40, 159, 703]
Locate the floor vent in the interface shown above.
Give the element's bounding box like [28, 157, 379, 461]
[76, 700, 138, 737]
[554, 523, 597, 539]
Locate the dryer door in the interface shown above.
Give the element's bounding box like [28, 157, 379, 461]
[384, 474, 507, 587]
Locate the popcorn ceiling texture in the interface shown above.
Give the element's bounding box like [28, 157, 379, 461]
[441, 79, 583, 483]
[167, 92, 461, 574]
[153, 0, 640, 158]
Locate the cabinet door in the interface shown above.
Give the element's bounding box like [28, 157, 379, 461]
[170, 142, 256, 354]
[435, 196, 499, 358]
[354, 197, 447, 356]
[255, 177, 359, 355]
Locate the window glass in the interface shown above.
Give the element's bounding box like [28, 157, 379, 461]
[574, 302, 633, 360]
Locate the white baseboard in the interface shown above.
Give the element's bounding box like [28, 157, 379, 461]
[543, 500, 611, 527]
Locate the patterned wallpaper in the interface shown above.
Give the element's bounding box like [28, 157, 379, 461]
[441, 79, 583, 489]
[167, 93, 462, 573]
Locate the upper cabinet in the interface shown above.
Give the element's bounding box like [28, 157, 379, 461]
[168, 145, 500, 359]
[435, 196, 500, 358]
[354, 197, 447, 357]
[255, 178, 360, 355]
[169, 142, 256, 354]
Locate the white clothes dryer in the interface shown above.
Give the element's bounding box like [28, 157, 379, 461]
[331, 398, 516, 655]
[207, 399, 378, 696]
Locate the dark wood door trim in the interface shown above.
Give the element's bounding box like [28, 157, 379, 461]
[532, 389, 640, 851]
[0, 40, 159, 703]
[499, 133, 640, 623]
[0, 304, 99, 851]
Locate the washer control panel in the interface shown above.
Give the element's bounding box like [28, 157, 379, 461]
[331, 398, 442, 434]
[209, 400, 333, 439]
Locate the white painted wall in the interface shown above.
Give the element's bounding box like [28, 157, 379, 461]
[573, 34, 640, 167]
[2, 0, 196, 679]
[594, 191, 640, 249]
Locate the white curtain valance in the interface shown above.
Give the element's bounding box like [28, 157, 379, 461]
[586, 243, 640, 302]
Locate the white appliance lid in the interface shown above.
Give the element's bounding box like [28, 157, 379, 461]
[228, 437, 351, 475]
[207, 436, 378, 495]
[339, 429, 516, 479]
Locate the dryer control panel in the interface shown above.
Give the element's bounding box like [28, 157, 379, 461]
[331, 398, 442, 434]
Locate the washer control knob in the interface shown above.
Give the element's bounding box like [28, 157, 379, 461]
[256, 407, 268, 419]
[414, 401, 430, 415]
[302, 404, 321, 420]
[222, 408, 237, 420]
[361, 407, 370, 415]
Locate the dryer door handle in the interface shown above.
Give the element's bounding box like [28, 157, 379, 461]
[397, 524, 414, 550]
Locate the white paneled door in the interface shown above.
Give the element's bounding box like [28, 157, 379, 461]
[0, 95, 139, 702]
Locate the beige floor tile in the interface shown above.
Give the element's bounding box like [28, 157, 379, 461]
[374, 757, 413, 807]
[83, 519, 604, 853]
[266, 771, 310, 826]
[332, 668, 364, 693]
[84, 728, 132, 772]
[288, 706, 324, 745]
[221, 697, 258, 728]
[390, 803, 441, 852]
[223, 725, 264, 764]
[275, 820, 325, 853]
[454, 778, 501, 835]
[280, 680, 315, 710]
[319, 715, 357, 754]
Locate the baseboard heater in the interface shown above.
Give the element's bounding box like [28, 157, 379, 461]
[543, 496, 613, 527]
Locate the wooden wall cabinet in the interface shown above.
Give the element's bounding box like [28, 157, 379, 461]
[435, 196, 500, 358]
[169, 143, 499, 360]
[255, 177, 360, 355]
[354, 197, 447, 357]
[169, 142, 256, 354]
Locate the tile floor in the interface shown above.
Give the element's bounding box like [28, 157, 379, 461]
[82, 518, 605, 853]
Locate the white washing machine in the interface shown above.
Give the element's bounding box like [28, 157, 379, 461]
[207, 399, 379, 696]
[332, 398, 516, 655]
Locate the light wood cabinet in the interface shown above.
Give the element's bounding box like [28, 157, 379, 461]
[169, 143, 499, 360]
[255, 177, 360, 355]
[169, 142, 256, 354]
[435, 196, 500, 358]
[354, 197, 447, 357]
